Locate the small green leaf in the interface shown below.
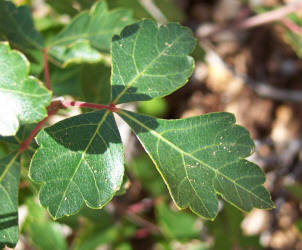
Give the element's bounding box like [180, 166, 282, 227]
[0, 42, 51, 136]
[118, 110, 274, 219]
[23, 198, 68, 250]
[48, 1, 134, 66]
[155, 202, 200, 239]
[138, 97, 168, 117]
[111, 19, 195, 104]
[0, 153, 20, 249]
[128, 153, 167, 197]
[0, 0, 44, 51]
[208, 204, 262, 250]
[29, 111, 124, 219]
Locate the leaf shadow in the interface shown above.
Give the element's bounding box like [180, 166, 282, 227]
[112, 85, 153, 103]
[112, 22, 140, 42]
[0, 212, 18, 230]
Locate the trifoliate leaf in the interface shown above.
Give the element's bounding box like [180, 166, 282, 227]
[111, 19, 195, 104]
[0, 43, 51, 136]
[0, 0, 44, 51]
[29, 111, 124, 219]
[118, 110, 274, 220]
[0, 153, 20, 249]
[48, 1, 134, 66]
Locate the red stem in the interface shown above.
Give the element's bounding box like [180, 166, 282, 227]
[19, 110, 56, 152]
[18, 101, 64, 153]
[281, 18, 302, 36]
[43, 48, 51, 90]
[18, 99, 118, 152]
[62, 101, 118, 112]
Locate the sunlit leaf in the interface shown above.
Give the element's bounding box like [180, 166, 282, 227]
[0, 42, 51, 136]
[29, 111, 124, 219]
[118, 110, 274, 219]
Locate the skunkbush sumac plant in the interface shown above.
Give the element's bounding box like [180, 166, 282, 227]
[0, 0, 274, 248]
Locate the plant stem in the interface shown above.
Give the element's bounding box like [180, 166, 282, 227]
[18, 101, 64, 153]
[281, 18, 302, 36]
[199, 1, 302, 38]
[19, 109, 57, 153]
[233, 1, 302, 30]
[43, 48, 51, 90]
[18, 99, 118, 152]
[62, 100, 118, 112]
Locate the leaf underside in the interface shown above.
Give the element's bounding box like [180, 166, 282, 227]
[0, 153, 20, 249]
[29, 111, 124, 219]
[118, 110, 274, 220]
[48, 1, 134, 66]
[111, 19, 195, 104]
[0, 42, 51, 136]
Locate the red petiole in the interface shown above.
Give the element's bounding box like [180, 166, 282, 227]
[19, 49, 118, 152]
[43, 48, 51, 90]
[62, 100, 118, 112]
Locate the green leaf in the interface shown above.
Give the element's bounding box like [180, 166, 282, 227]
[47, 1, 134, 66]
[0, 0, 44, 51]
[80, 63, 111, 104]
[118, 110, 274, 220]
[0, 152, 20, 249]
[208, 204, 261, 250]
[284, 14, 302, 58]
[46, 0, 96, 16]
[0, 0, 45, 75]
[50, 62, 111, 103]
[155, 202, 200, 239]
[138, 97, 168, 117]
[29, 110, 124, 219]
[23, 198, 68, 250]
[285, 182, 302, 202]
[128, 153, 167, 197]
[50, 64, 82, 97]
[0, 42, 51, 136]
[111, 19, 195, 104]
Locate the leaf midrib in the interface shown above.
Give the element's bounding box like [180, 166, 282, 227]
[54, 111, 110, 218]
[112, 28, 188, 104]
[119, 110, 271, 207]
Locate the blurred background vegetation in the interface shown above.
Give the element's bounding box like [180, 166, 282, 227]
[2, 0, 302, 249]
